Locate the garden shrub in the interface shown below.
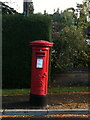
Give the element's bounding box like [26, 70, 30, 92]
[2, 14, 52, 88]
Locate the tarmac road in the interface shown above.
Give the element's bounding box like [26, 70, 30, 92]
[1, 117, 89, 120]
[1, 109, 89, 120]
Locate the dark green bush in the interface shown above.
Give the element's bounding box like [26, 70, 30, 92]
[2, 14, 52, 88]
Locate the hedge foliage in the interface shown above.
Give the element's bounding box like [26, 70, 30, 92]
[2, 14, 52, 88]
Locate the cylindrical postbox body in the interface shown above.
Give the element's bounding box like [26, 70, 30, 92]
[29, 40, 53, 107]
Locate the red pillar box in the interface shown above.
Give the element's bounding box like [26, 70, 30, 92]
[29, 40, 53, 107]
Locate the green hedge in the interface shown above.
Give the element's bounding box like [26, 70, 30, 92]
[2, 14, 52, 89]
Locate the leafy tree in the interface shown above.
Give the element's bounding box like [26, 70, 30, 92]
[29, 1, 34, 14]
[52, 26, 88, 72]
[1, 2, 18, 15]
[51, 2, 89, 73]
[52, 10, 76, 30]
[77, 1, 88, 29]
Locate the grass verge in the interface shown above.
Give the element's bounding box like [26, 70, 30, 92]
[48, 86, 89, 93]
[2, 89, 30, 96]
[2, 86, 89, 96]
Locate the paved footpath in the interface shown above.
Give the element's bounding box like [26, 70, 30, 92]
[1, 92, 89, 119]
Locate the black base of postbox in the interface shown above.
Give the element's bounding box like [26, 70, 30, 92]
[30, 93, 48, 107]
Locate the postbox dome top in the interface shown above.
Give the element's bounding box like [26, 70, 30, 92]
[29, 40, 53, 47]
